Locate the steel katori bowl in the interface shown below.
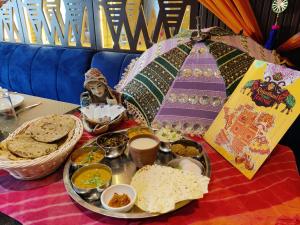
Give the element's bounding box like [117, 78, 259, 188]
[71, 163, 112, 201]
[96, 132, 128, 159]
[70, 146, 105, 170]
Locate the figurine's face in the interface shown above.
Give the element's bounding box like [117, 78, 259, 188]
[86, 81, 106, 97]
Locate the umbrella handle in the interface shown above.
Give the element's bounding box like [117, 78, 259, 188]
[196, 16, 201, 38]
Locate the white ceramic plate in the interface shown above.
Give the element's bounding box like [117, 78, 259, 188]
[0, 94, 24, 112]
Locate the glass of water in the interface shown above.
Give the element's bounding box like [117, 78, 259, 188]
[0, 88, 18, 138]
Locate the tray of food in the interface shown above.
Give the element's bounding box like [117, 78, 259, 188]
[63, 127, 210, 219]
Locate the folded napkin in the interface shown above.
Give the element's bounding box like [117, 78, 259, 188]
[80, 104, 126, 123]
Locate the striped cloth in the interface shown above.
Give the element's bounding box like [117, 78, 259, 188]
[0, 121, 299, 225]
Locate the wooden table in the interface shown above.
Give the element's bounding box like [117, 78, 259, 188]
[2, 94, 78, 133]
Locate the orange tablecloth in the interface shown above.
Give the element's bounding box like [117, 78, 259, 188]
[0, 122, 299, 225]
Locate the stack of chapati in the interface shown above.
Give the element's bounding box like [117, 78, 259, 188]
[0, 115, 75, 160]
[130, 165, 210, 214]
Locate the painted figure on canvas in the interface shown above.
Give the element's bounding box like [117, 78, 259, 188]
[215, 104, 275, 171]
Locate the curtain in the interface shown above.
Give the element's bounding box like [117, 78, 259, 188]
[198, 0, 263, 43]
[277, 33, 300, 52]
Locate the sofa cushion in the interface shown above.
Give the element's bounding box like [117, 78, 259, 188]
[0, 42, 139, 104]
[31, 46, 65, 100]
[56, 48, 94, 104]
[9, 45, 42, 95]
[0, 43, 19, 90]
[0, 42, 94, 104]
[91, 51, 140, 88]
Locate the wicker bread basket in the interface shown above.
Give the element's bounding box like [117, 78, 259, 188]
[0, 115, 83, 180]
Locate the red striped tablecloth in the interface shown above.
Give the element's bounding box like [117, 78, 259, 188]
[0, 122, 300, 225]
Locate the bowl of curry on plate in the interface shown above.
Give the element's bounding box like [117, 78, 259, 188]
[70, 146, 105, 168]
[71, 163, 112, 197]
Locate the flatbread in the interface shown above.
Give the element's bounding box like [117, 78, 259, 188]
[26, 115, 75, 143]
[0, 141, 24, 161]
[130, 165, 210, 214]
[6, 135, 58, 159]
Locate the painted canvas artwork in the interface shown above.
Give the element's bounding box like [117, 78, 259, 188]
[204, 60, 300, 179]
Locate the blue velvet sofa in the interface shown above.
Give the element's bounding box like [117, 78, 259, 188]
[0, 42, 140, 104]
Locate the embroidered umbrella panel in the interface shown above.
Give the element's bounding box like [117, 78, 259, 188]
[152, 43, 227, 135]
[122, 42, 193, 125]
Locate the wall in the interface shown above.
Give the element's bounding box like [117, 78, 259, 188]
[1, 0, 299, 65]
[0, 0, 198, 52]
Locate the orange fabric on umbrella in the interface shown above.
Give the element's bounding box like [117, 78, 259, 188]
[277, 32, 300, 52]
[198, 0, 263, 43]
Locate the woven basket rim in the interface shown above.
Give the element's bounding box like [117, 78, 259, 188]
[0, 114, 83, 168]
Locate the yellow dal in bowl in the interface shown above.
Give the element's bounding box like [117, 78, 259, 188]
[127, 127, 153, 139]
[73, 151, 104, 165]
[73, 168, 111, 189]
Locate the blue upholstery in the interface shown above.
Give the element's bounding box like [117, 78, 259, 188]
[0, 43, 20, 90]
[31, 46, 66, 101]
[0, 42, 140, 104]
[91, 52, 140, 88]
[56, 48, 94, 103]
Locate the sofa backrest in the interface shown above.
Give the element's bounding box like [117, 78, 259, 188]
[91, 51, 140, 89]
[0, 42, 140, 104]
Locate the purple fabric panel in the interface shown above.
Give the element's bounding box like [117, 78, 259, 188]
[162, 102, 223, 112]
[152, 43, 227, 133]
[173, 82, 225, 91]
[159, 108, 218, 119]
[155, 115, 213, 124]
[168, 89, 227, 97]
[187, 58, 216, 64]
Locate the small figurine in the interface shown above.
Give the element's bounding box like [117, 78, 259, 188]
[81, 68, 118, 106]
[80, 68, 125, 135]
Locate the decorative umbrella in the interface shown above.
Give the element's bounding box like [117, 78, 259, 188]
[117, 27, 282, 135]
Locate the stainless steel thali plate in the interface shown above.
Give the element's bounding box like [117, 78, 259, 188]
[63, 130, 211, 219]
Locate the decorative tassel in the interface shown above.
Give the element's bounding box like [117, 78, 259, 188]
[265, 0, 289, 50]
[264, 24, 280, 50]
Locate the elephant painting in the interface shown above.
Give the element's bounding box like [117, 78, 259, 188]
[241, 77, 296, 115]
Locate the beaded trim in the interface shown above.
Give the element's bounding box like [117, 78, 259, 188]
[152, 120, 211, 136]
[124, 100, 148, 125]
[115, 58, 139, 92]
[180, 67, 221, 78]
[165, 93, 226, 107]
